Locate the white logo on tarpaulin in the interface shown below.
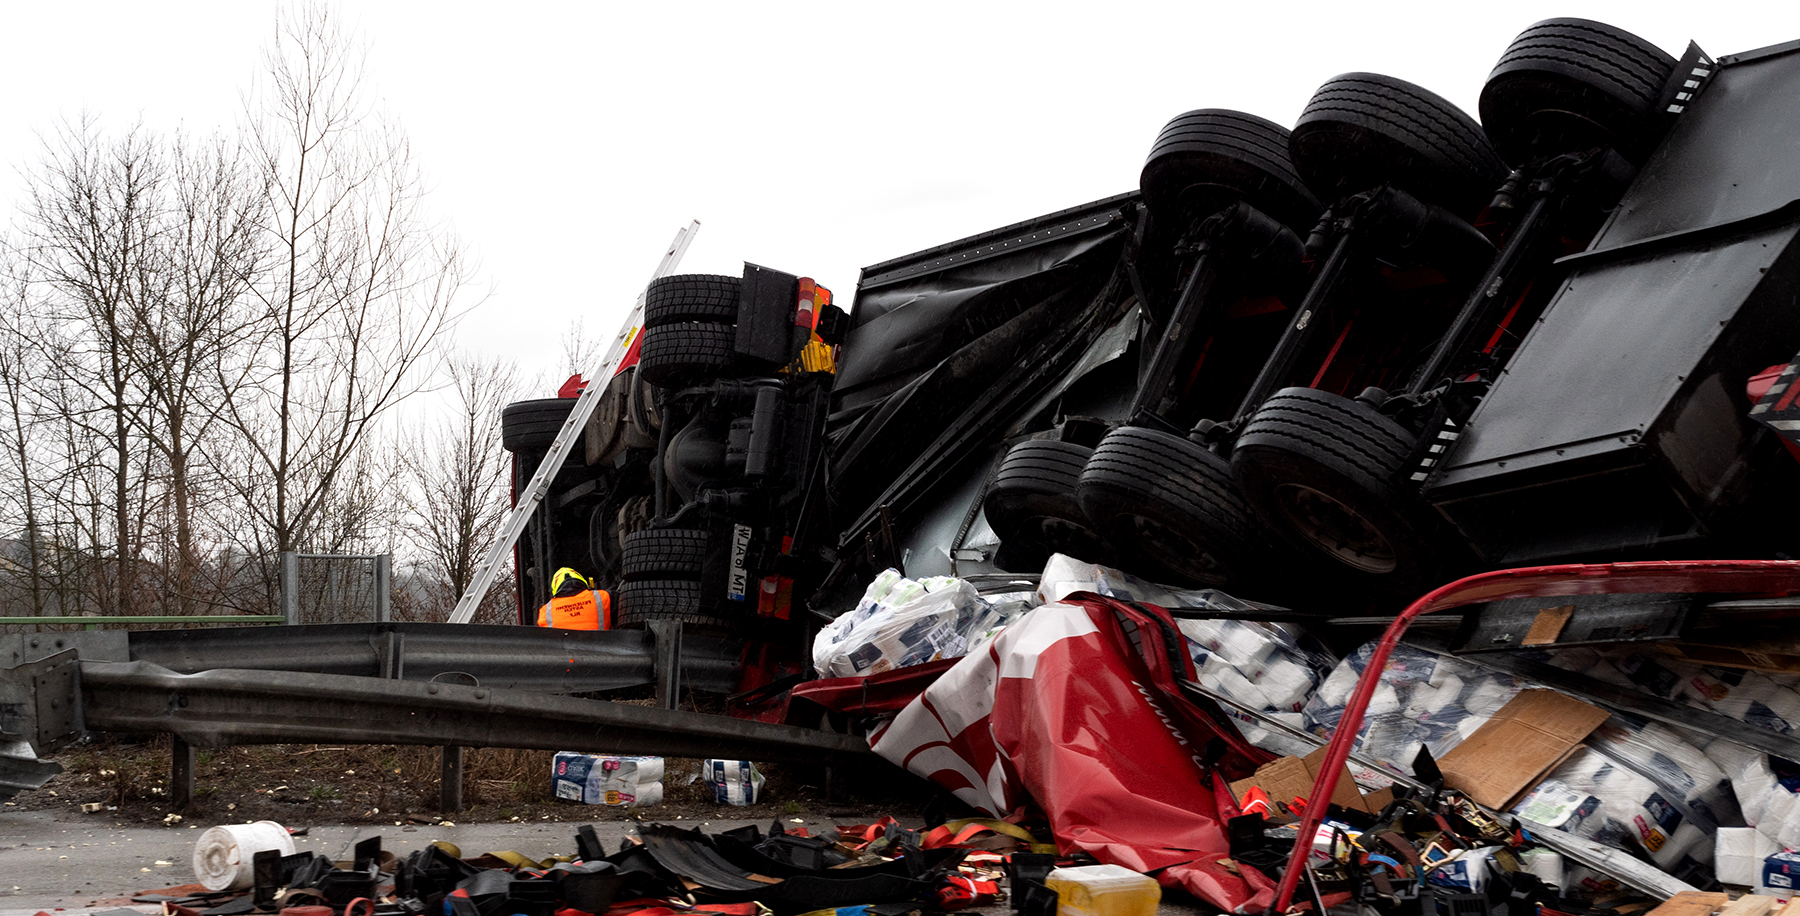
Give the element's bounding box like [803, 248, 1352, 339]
[728, 525, 752, 600]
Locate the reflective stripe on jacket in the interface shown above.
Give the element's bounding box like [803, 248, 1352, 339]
[536, 589, 612, 630]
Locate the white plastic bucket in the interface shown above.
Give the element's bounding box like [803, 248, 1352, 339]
[193, 820, 295, 891]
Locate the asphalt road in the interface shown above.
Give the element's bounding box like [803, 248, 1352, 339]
[0, 808, 774, 913]
[0, 808, 1217, 916]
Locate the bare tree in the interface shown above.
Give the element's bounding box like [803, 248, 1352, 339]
[218, 3, 467, 589]
[17, 119, 166, 615]
[402, 351, 519, 622]
[555, 317, 608, 389]
[0, 245, 56, 615]
[126, 133, 269, 614]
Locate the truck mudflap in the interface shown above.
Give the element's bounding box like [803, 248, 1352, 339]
[869, 593, 1276, 914]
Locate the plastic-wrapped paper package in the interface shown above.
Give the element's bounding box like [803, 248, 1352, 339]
[1586, 717, 1742, 829]
[1706, 737, 1800, 851]
[1230, 710, 1318, 759]
[1037, 553, 1284, 615]
[1299, 643, 1521, 775]
[1179, 617, 1337, 715]
[1681, 668, 1800, 733]
[1036, 553, 1339, 719]
[1511, 715, 1724, 886]
[813, 570, 996, 678]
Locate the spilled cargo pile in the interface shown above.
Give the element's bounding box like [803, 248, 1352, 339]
[122, 815, 1118, 916]
[792, 554, 1800, 915]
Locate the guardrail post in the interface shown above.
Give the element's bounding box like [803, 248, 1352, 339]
[440, 746, 464, 814]
[374, 554, 392, 622]
[171, 737, 196, 809]
[279, 552, 299, 625]
[648, 619, 683, 710]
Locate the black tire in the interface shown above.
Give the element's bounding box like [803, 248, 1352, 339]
[501, 398, 575, 453]
[616, 579, 735, 629]
[1480, 18, 1678, 165]
[1076, 426, 1267, 588]
[585, 370, 632, 462]
[638, 322, 737, 388]
[645, 274, 741, 327]
[1141, 109, 1323, 233]
[983, 440, 1109, 566]
[1230, 387, 1446, 595]
[627, 366, 660, 437]
[621, 528, 708, 581]
[1290, 72, 1509, 220]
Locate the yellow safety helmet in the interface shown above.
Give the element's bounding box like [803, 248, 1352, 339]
[549, 567, 591, 596]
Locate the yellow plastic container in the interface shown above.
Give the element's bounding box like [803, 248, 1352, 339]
[1044, 864, 1161, 916]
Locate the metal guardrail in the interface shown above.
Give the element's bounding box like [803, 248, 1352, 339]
[0, 621, 840, 808]
[2, 622, 742, 695]
[0, 615, 283, 629]
[19, 656, 871, 764]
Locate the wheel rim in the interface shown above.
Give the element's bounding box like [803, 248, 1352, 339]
[1030, 516, 1106, 559]
[1272, 483, 1398, 574]
[1124, 514, 1231, 587]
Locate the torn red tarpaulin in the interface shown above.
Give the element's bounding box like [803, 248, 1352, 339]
[870, 593, 1276, 914]
[789, 658, 958, 715]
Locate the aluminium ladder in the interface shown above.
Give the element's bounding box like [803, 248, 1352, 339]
[447, 221, 699, 624]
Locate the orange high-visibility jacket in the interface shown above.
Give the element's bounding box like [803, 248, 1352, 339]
[536, 589, 612, 630]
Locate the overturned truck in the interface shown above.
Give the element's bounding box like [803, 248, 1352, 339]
[512, 20, 1800, 639]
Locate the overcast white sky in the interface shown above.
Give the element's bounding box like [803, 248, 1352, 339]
[1, 1, 1796, 398]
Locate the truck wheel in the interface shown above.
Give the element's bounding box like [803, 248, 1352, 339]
[638, 322, 737, 387]
[983, 440, 1110, 566]
[501, 398, 576, 452]
[645, 274, 742, 327]
[1480, 18, 1678, 166]
[588, 501, 623, 587]
[1141, 109, 1322, 234]
[585, 370, 633, 463]
[1290, 72, 1508, 219]
[626, 366, 660, 439]
[1230, 387, 1445, 594]
[616, 579, 735, 629]
[1076, 426, 1266, 588]
[621, 528, 708, 581]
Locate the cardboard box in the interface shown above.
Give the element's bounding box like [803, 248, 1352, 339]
[1230, 746, 1391, 815]
[1437, 688, 1609, 809]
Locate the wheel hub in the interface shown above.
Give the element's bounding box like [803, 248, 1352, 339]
[1016, 515, 1105, 558]
[1125, 514, 1230, 587]
[1272, 483, 1398, 574]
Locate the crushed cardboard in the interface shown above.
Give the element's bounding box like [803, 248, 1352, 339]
[1229, 746, 1392, 815]
[1437, 688, 1609, 809]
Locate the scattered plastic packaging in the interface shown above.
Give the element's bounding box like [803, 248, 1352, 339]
[1180, 618, 1336, 717]
[193, 820, 295, 891]
[1428, 845, 1501, 892]
[812, 570, 1017, 677]
[1510, 721, 1721, 886]
[1036, 554, 1281, 613]
[1716, 826, 1782, 886]
[551, 753, 664, 806]
[1536, 645, 1800, 858]
[1763, 850, 1800, 899]
[1037, 553, 1338, 757]
[1301, 643, 1522, 773]
[701, 759, 765, 805]
[1519, 847, 1565, 888]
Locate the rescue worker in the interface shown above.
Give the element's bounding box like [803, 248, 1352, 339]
[535, 567, 612, 630]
